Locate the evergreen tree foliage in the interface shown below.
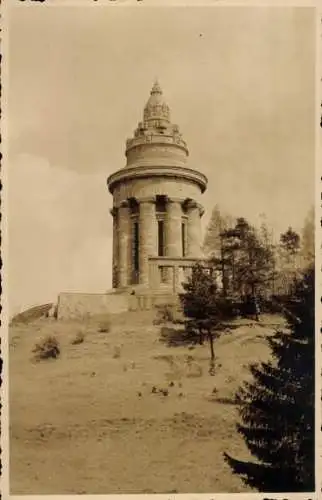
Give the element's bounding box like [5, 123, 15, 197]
[301, 206, 314, 265]
[203, 212, 276, 301]
[203, 205, 235, 259]
[180, 264, 217, 324]
[280, 227, 301, 256]
[224, 266, 315, 492]
[258, 213, 274, 250]
[275, 227, 302, 296]
[180, 264, 232, 366]
[221, 218, 275, 300]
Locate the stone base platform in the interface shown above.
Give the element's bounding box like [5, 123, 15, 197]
[56, 287, 179, 320]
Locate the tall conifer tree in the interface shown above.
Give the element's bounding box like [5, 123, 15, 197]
[225, 266, 315, 492]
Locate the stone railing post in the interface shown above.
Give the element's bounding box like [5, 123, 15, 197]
[149, 260, 160, 290]
[186, 200, 203, 258]
[139, 198, 157, 286]
[173, 265, 180, 293]
[118, 200, 130, 288]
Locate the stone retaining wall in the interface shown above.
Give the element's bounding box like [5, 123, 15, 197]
[57, 289, 180, 319]
[57, 292, 129, 320]
[128, 291, 178, 311]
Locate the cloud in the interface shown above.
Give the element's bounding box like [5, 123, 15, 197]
[9, 154, 112, 316]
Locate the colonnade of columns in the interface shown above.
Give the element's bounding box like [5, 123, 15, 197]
[110, 197, 204, 289]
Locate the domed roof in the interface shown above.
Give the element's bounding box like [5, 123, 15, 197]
[125, 80, 189, 158]
[143, 80, 170, 122]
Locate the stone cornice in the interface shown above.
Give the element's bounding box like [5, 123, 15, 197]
[112, 196, 204, 214]
[107, 165, 208, 194]
[166, 197, 188, 206]
[138, 196, 156, 204]
[183, 199, 205, 216]
[119, 200, 129, 209]
[109, 207, 118, 217]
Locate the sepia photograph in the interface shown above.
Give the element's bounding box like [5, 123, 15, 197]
[5, 2, 317, 496]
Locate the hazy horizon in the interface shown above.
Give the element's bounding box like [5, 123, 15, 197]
[8, 5, 315, 315]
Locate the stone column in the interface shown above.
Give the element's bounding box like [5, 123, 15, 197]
[166, 199, 183, 257]
[165, 199, 183, 288]
[138, 198, 157, 286]
[186, 200, 203, 258]
[110, 207, 118, 288]
[118, 200, 130, 288]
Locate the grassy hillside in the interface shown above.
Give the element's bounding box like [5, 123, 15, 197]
[9, 310, 285, 494]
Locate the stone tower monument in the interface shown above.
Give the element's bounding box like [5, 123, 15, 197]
[107, 81, 208, 294]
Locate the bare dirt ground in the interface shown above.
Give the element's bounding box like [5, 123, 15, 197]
[9, 310, 285, 494]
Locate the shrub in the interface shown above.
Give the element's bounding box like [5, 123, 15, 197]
[112, 345, 121, 358]
[33, 335, 60, 360]
[154, 304, 175, 324]
[159, 325, 196, 347]
[71, 331, 85, 345]
[154, 303, 183, 325]
[186, 363, 203, 378]
[98, 315, 111, 333]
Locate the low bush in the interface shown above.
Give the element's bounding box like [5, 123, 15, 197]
[112, 345, 121, 358]
[159, 325, 196, 347]
[32, 335, 60, 360]
[98, 315, 111, 333]
[71, 331, 85, 345]
[154, 303, 184, 325]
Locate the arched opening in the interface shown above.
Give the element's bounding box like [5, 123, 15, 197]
[128, 197, 140, 215]
[155, 195, 167, 258]
[155, 195, 167, 213]
[182, 197, 193, 214]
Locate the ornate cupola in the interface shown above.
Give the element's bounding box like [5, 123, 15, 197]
[124, 80, 190, 169]
[107, 80, 207, 194]
[143, 80, 171, 123]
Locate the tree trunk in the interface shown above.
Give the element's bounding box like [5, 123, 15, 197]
[209, 358, 216, 376]
[198, 326, 204, 345]
[208, 332, 215, 360]
[220, 234, 227, 297]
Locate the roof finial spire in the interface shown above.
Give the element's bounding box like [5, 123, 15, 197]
[151, 78, 162, 95]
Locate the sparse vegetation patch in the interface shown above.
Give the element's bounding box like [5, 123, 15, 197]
[71, 331, 85, 345]
[32, 335, 60, 361]
[154, 303, 183, 325]
[112, 345, 121, 359]
[98, 315, 111, 333]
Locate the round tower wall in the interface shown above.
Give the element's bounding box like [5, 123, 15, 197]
[126, 143, 187, 168]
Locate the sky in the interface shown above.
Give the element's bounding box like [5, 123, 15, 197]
[7, 5, 315, 315]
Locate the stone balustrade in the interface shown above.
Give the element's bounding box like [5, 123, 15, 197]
[148, 256, 208, 293]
